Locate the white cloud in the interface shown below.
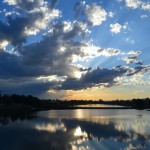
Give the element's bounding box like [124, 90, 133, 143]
[110, 22, 129, 34]
[141, 2, 150, 11]
[3, 0, 45, 12]
[5, 10, 20, 16]
[24, 6, 61, 36]
[3, 0, 17, 5]
[141, 14, 148, 18]
[122, 22, 129, 29]
[125, 0, 150, 11]
[85, 3, 107, 26]
[125, 0, 141, 9]
[125, 37, 135, 44]
[128, 50, 141, 55]
[110, 23, 122, 34]
[108, 12, 115, 18]
[72, 43, 121, 63]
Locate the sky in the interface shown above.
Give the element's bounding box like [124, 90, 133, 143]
[0, 0, 150, 100]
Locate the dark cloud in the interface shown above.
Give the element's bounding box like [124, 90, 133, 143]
[0, 2, 89, 78]
[0, 18, 90, 96]
[122, 56, 138, 64]
[81, 66, 127, 84]
[135, 61, 143, 65]
[57, 64, 150, 91]
[98, 48, 120, 56]
[0, 16, 28, 46]
[127, 65, 150, 76]
[57, 66, 128, 90]
[0, 21, 11, 42]
[0, 49, 80, 79]
[0, 77, 58, 96]
[19, 21, 88, 76]
[0, 51, 52, 78]
[123, 51, 142, 64]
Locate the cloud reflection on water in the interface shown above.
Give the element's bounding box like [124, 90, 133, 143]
[35, 122, 66, 133]
[0, 109, 150, 150]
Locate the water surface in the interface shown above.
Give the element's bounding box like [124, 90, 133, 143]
[74, 104, 125, 108]
[0, 109, 150, 150]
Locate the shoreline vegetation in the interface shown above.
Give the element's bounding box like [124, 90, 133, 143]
[0, 94, 150, 117]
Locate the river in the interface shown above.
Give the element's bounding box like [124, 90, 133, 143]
[0, 108, 150, 150]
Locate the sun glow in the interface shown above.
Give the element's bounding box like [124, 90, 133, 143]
[74, 71, 82, 79]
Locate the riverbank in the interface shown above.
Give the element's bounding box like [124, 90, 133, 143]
[0, 104, 133, 116]
[0, 104, 33, 117]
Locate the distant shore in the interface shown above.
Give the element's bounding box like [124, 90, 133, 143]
[0, 94, 150, 117]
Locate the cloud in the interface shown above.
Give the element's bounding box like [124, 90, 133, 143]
[0, 13, 144, 96]
[122, 50, 141, 64]
[58, 64, 150, 91]
[124, 143, 143, 150]
[110, 22, 129, 34]
[74, 2, 107, 26]
[3, 0, 45, 12]
[3, 0, 18, 5]
[141, 2, 150, 11]
[73, 44, 121, 62]
[110, 23, 122, 34]
[5, 10, 20, 16]
[20, 21, 91, 76]
[108, 12, 115, 18]
[141, 14, 148, 18]
[1, 0, 61, 46]
[98, 48, 120, 56]
[0, 51, 53, 78]
[57, 66, 129, 90]
[0, 0, 149, 98]
[125, 0, 141, 9]
[128, 50, 141, 55]
[127, 65, 150, 76]
[135, 61, 143, 65]
[0, 1, 112, 92]
[0, 77, 58, 96]
[0, 19, 93, 80]
[85, 3, 107, 26]
[125, 0, 150, 11]
[125, 37, 135, 44]
[122, 56, 138, 64]
[0, 40, 9, 50]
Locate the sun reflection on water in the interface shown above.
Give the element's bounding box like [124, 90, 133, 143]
[74, 126, 87, 137]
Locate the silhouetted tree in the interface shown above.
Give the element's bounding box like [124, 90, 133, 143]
[0, 90, 1, 103]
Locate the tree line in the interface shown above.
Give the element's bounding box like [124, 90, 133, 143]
[0, 92, 150, 109]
